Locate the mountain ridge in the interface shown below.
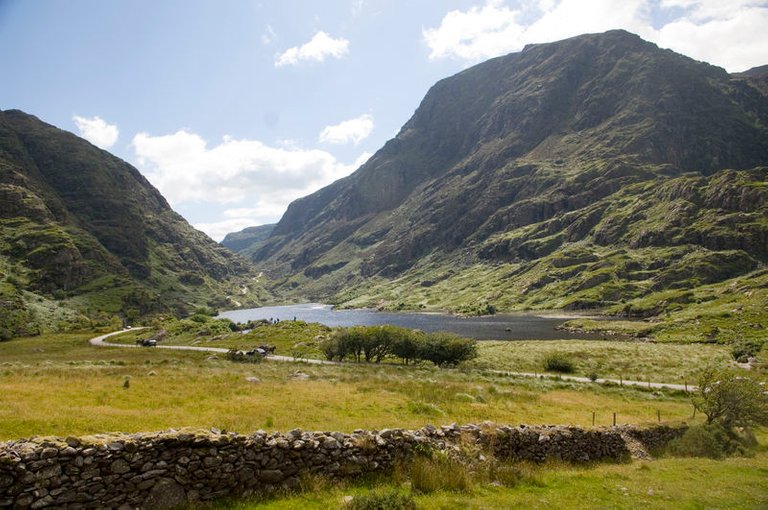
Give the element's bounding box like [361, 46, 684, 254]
[0, 109, 266, 337]
[228, 30, 767, 341]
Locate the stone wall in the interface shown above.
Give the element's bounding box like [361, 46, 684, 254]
[0, 423, 686, 509]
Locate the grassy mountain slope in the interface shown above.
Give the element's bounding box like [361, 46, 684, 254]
[235, 31, 767, 341]
[0, 110, 266, 337]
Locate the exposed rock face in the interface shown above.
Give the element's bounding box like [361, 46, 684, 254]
[0, 423, 686, 508]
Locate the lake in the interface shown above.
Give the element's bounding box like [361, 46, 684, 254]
[218, 303, 606, 341]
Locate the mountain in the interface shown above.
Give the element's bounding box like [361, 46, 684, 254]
[221, 224, 276, 254]
[0, 109, 266, 338]
[234, 30, 767, 341]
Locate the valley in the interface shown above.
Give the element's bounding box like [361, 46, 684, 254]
[1, 27, 766, 509]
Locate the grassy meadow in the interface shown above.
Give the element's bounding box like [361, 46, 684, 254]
[0, 326, 765, 509]
[219, 451, 768, 509]
[0, 331, 700, 439]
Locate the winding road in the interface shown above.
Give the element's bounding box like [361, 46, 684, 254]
[90, 329, 695, 391]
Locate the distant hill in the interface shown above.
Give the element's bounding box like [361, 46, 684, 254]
[237, 30, 767, 341]
[0, 109, 266, 338]
[221, 224, 276, 254]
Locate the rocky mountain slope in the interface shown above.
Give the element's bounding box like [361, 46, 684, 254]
[233, 30, 767, 341]
[0, 110, 266, 338]
[221, 224, 275, 255]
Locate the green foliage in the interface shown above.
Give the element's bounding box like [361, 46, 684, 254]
[692, 367, 768, 429]
[731, 339, 764, 362]
[323, 326, 477, 367]
[419, 332, 478, 367]
[543, 353, 576, 373]
[346, 488, 416, 510]
[666, 423, 751, 459]
[408, 454, 472, 494]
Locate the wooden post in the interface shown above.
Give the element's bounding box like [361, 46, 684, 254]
[693, 406, 697, 419]
[613, 412, 616, 426]
[657, 410, 661, 422]
[592, 411, 595, 426]
[685, 381, 688, 392]
[620, 375, 623, 386]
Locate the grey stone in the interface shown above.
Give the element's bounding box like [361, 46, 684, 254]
[30, 495, 54, 509]
[259, 469, 284, 483]
[37, 464, 61, 480]
[111, 459, 131, 474]
[144, 478, 187, 508]
[40, 448, 58, 459]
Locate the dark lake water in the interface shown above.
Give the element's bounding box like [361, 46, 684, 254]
[218, 303, 605, 341]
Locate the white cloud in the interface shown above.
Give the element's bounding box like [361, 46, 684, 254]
[319, 114, 374, 145]
[275, 31, 350, 67]
[423, 0, 768, 71]
[650, 4, 768, 72]
[261, 24, 276, 45]
[131, 130, 369, 240]
[72, 115, 119, 149]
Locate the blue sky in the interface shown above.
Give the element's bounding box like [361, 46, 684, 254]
[2, 0, 767, 240]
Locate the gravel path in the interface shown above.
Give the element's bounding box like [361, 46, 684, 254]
[89, 329, 334, 365]
[90, 329, 695, 390]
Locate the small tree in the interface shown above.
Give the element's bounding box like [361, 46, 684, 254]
[420, 332, 478, 367]
[392, 331, 424, 365]
[319, 337, 340, 361]
[692, 367, 768, 429]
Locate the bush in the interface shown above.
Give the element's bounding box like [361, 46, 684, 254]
[543, 353, 576, 373]
[326, 326, 476, 367]
[666, 423, 749, 459]
[409, 454, 472, 493]
[731, 339, 764, 362]
[419, 332, 478, 367]
[346, 488, 416, 510]
[692, 367, 768, 429]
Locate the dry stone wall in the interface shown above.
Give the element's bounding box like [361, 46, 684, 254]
[0, 423, 686, 509]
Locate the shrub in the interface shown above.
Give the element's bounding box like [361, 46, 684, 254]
[409, 454, 472, 493]
[345, 488, 416, 510]
[543, 353, 576, 373]
[692, 367, 768, 429]
[391, 332, 424, 365]
[319, 337, 341, 361]
[666, 423, 749, 459]
[731, 339, 764, 362]
[419, 332, 478, 367]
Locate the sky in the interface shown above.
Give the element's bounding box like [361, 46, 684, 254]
[1, 0, 767, 241]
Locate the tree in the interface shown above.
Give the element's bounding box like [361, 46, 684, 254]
[420, 332, 478, 367]
[392, 330, 424, 365]
[692, 367, 768, 429]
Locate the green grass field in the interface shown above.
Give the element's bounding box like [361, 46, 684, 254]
[0, 328, 765, 508]
[219, 451, 768, 509]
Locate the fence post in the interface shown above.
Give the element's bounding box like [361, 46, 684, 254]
[592, 411, 595, 426]
[613, 412, 616, 426]
[657, 410, 661, 422]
